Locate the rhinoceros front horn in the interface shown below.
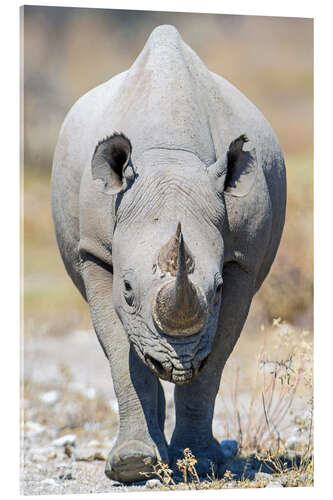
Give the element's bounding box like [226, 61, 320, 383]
[152, 225, 207, 337]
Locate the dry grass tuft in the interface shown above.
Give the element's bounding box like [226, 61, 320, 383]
[221, 319, 313, 454]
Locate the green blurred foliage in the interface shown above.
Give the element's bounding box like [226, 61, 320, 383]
[22, 6, 313, 334]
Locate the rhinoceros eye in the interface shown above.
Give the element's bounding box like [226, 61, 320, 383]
[124, 280, 132, 292]
[123, 279, 135, 307]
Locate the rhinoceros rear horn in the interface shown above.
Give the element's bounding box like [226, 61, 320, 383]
[158, 222, 194, 276]
[91, 133, 134, 195]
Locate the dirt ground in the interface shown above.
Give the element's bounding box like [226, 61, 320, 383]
[22, 326, 312, 495]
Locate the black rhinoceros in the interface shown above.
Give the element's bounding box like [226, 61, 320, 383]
[51, 25, 286, 482]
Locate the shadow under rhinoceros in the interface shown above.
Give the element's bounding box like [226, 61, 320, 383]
[218, 451, 306, 481]
[114, 448, 307, 486]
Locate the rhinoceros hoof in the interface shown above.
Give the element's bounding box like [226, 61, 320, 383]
[169, 439, 226, 479]
[105, 440, 159, 483]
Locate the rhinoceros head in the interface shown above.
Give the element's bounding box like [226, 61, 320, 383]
[91, 132, 257, 384]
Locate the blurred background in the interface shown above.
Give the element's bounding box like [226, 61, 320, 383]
[22, 7, 313, 493]
[23, 5, 313, 337]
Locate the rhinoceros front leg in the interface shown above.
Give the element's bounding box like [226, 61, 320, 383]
[81, 257, 168, 482]
[169, 263, 255, 478]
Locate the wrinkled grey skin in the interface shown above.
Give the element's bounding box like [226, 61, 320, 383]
[51, 25, 286, 482]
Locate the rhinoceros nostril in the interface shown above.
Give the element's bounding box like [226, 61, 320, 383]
[145, 354, 169, 378]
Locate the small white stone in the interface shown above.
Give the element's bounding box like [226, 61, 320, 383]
[39, 390, 59, 405]
[41, 478, 57, 486]
[69, 381, 84, 392]
[146, 479, 162, 488]
[59, 469, 73, 480]
[87, 439, 100, 448]
[56, 462, 71, 469]
[298, 473, 312, 482]
[266, 480, 283, 488]
[25, 421, 46, 436]
[32, 454, 48, 463]
[109, 400, 118, 413]
[285, 436, 306, 450]
[85, 387, 96, 399]
[110, 480, 122, 487]
[52, 434, 77, 447]
[69, 382, 96, 399]
[255, 472, 271, 481]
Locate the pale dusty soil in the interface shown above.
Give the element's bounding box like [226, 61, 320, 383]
[22, 329, 309, 495]
[22, 329, 175, 495]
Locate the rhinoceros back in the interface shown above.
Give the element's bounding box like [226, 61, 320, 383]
[51, 24, 285, 298]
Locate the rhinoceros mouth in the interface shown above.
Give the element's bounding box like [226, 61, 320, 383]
[144, 352, 209, 385]
[126, 313, 215, 384]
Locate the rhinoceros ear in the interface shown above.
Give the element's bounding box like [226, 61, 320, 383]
[91, 133, 135, 195]
[223, 134, 257, 197]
